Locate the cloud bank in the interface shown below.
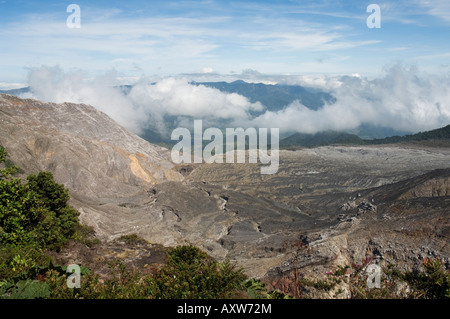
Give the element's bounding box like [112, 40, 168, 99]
[24, 65, 263, 135]
[250, 64, 450, 133]
[23, 65, 450, 138]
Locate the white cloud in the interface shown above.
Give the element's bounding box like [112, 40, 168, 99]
[128, 77, 263, 120]
[24, 65, 263, 135]
[200, 67, 216, 74]
[416, 0, 450, 23]
[0, 82, 27, 90]
[250, 64, 450, 134]
[0, 3, 389, 79]
[23, 64, 450, 139]
[25, 66, 147, 134]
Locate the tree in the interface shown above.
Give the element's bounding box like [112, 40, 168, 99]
[0, 145, 79, 250]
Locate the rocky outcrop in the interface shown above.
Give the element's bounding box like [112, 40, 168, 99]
[47, 239, 170, 279]
[0, 94, 182, 191]
[0, 94, 183, 240]
[260, 169, 450, 297]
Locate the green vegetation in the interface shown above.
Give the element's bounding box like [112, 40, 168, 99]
[0, 145, 87, 297]
[398, 258, 450, 299]
[117, 233, 149, 246]
[0, 148, 80, 251]
[367, 124, 450, 145]
[146, 245, 247, 298]
[43, 245, 286, 299]
[0, 279, 51, 299]
[288, 256, 449, 299]
[244, 278, 292, 299]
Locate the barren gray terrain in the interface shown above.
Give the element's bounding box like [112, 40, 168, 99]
[1, 93, 449, 297]
[160, 146, 450, 278]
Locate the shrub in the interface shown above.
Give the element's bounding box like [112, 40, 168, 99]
[0, 145, 82, 284]
[0, 146, 80, 251]
[0, 279, 51, 299]
[399, 258, 450, 299]
[117, 233, 148, 246]
[73, 224, 100, 248]
[287, 256, 450, 299]
[245, 279, 291, 299]
[149, 245, 247, 299]
[26, 172, 79, 249]
[45, 247, 249, 299]
[0, 162, 79, 250]
[16, 244, 289, 299]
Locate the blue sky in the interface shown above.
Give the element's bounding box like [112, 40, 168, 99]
[1, 0, 450, 85]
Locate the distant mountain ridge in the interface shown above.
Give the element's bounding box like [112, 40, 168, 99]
[280, 131, 365, 148]
[368, 124, 450, 144]
[2, 81, 336, 112]
[193, 80, 336, 112]
[280, 124, 450, 148]
[0, 86, 30, 95]
[2, 83, 443, 145]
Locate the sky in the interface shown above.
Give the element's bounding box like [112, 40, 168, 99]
[1, 0, 450, 84]
[0, 0, 449, 135]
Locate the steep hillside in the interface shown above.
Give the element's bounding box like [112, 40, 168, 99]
[0, 93, 183, 241]
[262, 167, 450, 297]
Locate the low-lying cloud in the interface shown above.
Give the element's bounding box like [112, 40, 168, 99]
[23, 64, 450, 139]
[129, 77, 263, 121]
[26, 66, 146, 134]
[24, 65, 263, 136]
[250, 64, 450, 133]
